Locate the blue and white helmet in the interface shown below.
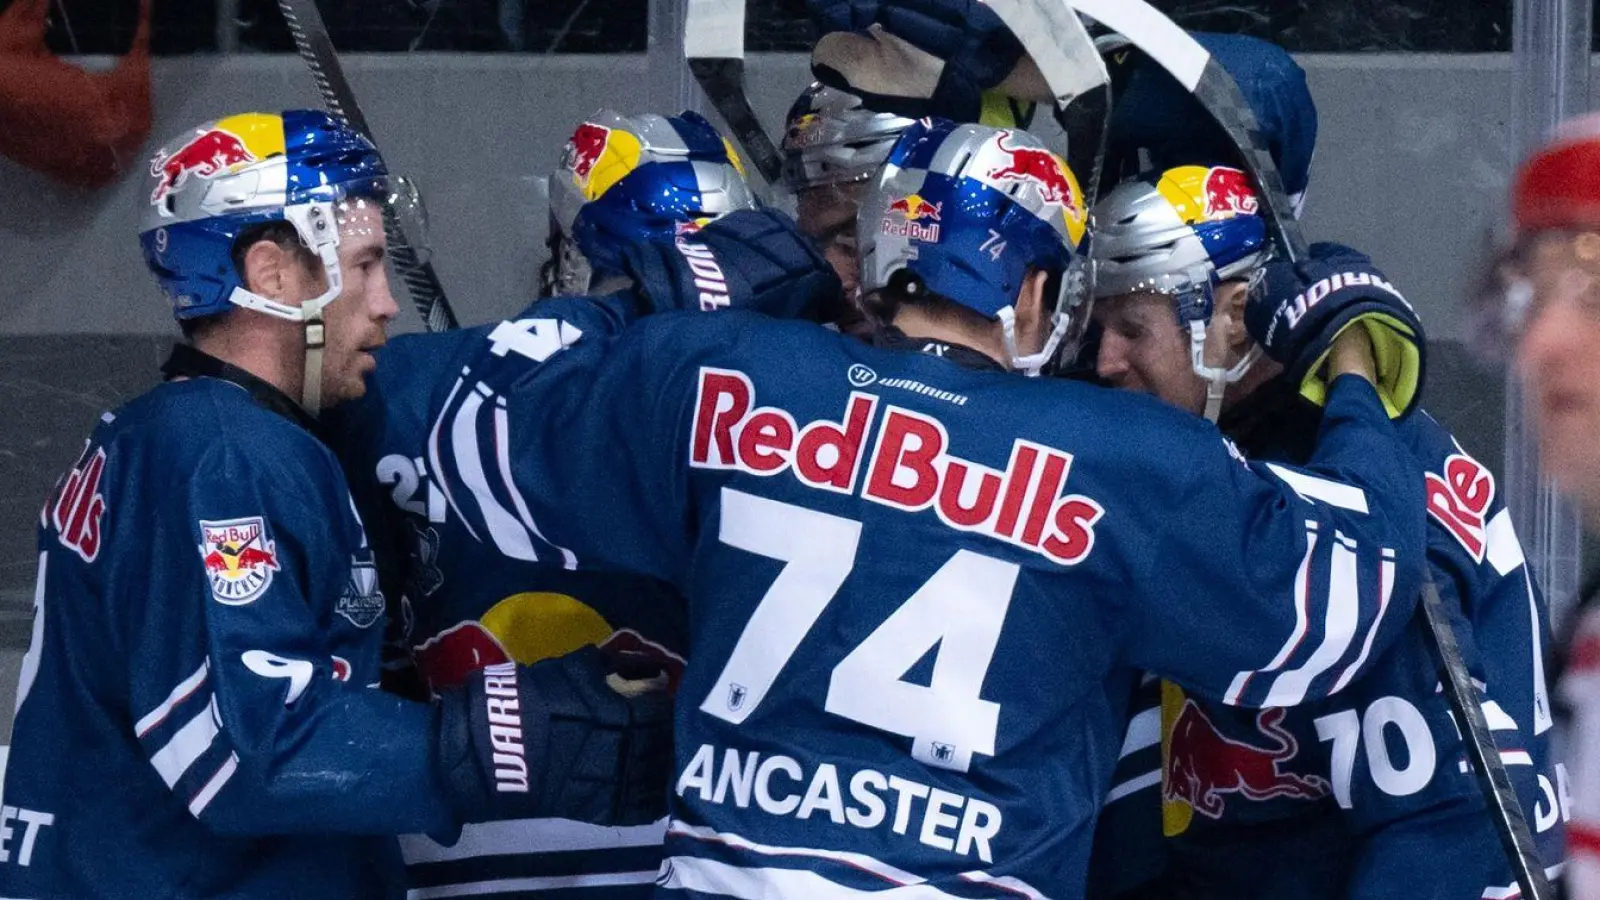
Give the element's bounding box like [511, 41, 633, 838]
[858, 119, 1093, 375]
[543, 109, 758, 296]
[138, 110, 390, 325]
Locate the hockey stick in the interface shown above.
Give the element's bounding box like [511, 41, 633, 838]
[1419, 576, 1556, 900]
[684, 0, 784, 184]
[979, 0, 1111, 205]
[1061, 0, 1307, 264]
[276, 0, 460, 332]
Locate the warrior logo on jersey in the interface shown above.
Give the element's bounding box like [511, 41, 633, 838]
[338, 557, 385, 628]
[198, 516, 279, 605]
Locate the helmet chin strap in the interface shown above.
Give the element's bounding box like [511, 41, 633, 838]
[222, 200, 345, 413]
[997, 305, 1067, 377]
[1188, 318, 1262, 422]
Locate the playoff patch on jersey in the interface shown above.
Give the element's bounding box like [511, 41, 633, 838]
[198, 516, 279, 605]
[337, 554, 385, 629]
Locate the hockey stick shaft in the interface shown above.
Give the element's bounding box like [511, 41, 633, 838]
[276, 0, 460, 332]
[685, 0, 784, 184]
[1419, 577, 1554, 900]
[979, 0, 1111, 204]
[1062, 0, 1307, 263]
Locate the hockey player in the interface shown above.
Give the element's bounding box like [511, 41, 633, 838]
[781, 82, 915, 310]
[1495, 114, 1600, 899]
[540, 109, 760, 298]
[1086, 169, 1562, 899]
[0, 110, 673, 900]
[330, 110, 821, 900]
[409, 118, 1435, 899]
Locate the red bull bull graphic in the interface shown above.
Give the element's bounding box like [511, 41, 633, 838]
[881, 193, 943, 243]
[1201, 166, 1260, 219]
[562, 122, 613, 186]
[787, 112, 824, 149]
[197, 516, 279, 606]
[150, 128, 257, 204]
[1163, 700, 1329, 821]
[413, 591, 686, 692]
[987, 132, 1082, 220]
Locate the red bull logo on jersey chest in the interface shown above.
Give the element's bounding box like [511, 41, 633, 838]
[1163, 701, 1329, 820]
[689, 368, 1105, 566]
[197, 516, 279, 606]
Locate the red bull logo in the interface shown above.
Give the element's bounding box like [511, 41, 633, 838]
[1163, 701, 1329, 820]
[150, 128, 257, 204]
[198, 516, 279, 606]
[988, 132, 1081, 219]
[881, 193, 943, 242]
[1201, 166, 1260, 219]
[413, 591, 686, 693]
[788, 112, 824, 149]
[563, 122, 613, 185]
[49, 444, 107, 563]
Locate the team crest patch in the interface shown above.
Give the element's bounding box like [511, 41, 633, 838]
[337, 559, 385, 629]
[198, 517, 279, 605]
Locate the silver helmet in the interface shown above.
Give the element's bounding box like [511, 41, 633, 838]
[1090, 166, 1272, 418]
[781, 84, 915, 192]
[543, 109, 757, 297]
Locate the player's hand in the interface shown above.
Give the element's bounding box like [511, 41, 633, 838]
[806, 0, 1026, 121]
[1245, 242, 1426, 418]
[435, 645, 673, 827]
[618, 208, 845, 323]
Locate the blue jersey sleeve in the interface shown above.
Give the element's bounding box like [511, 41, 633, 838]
[1122, 375, 1428, 710]
[129, 437, 453, 836]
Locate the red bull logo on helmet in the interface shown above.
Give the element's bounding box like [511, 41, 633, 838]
[563, 122, 612, 185]
[881, 193, 943, 242]
[987, 132, 1083, 219]
[150, 128, 258, 204]
[1202, 167, 1260, 219]
[198, 516, 279, 606]
[1163, 700, 1329, 821]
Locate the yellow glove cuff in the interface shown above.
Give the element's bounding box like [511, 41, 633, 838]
[1296, 314, 1422, 419]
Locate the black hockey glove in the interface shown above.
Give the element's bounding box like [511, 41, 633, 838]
[435, 645, 673, 827]
[618, 208, 845, 323]
[1246, 242, 1426, 419]
[806, 0, 1024, 122]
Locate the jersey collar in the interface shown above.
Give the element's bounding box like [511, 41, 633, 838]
[871, 326, 1007, 373]
[161, 343, 321, 435]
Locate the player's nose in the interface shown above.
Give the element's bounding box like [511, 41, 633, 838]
[1096, 331, 1130, 382]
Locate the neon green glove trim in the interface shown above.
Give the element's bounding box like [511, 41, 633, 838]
[1295, 314, 1422, 419]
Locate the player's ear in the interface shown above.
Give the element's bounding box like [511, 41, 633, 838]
[1016, 268, 1050, 330]
[1216, 280, 1254, 354]
[240, 239, 297, 303]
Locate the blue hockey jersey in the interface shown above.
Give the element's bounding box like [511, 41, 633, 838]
[1088, 385, 1565, 900]
[401, 297, 1430, 900]
[328, 301, 685, 900]
[1, 352, 454, 900]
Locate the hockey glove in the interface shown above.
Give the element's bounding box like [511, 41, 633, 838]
[806, 0, 1025, 122]
[1246, 242, 1425, 419]
[435, 645, 673, 827]
[618, 208, 845, 323]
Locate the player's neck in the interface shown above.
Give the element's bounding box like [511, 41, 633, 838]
[890, 305, 1010, 368]
[1222, 353, 1285, 413]
[192, 318, 305, 402]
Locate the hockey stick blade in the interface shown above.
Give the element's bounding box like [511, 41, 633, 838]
[276, 0, 460, 332]
[977, 0, 1111, 205]
[685, 0, 784, 184]
[1419, 576, 1555, 900]
[1062, 0, 1307, 263]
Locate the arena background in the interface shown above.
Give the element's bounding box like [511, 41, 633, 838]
[0, 0, 1594, 751]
